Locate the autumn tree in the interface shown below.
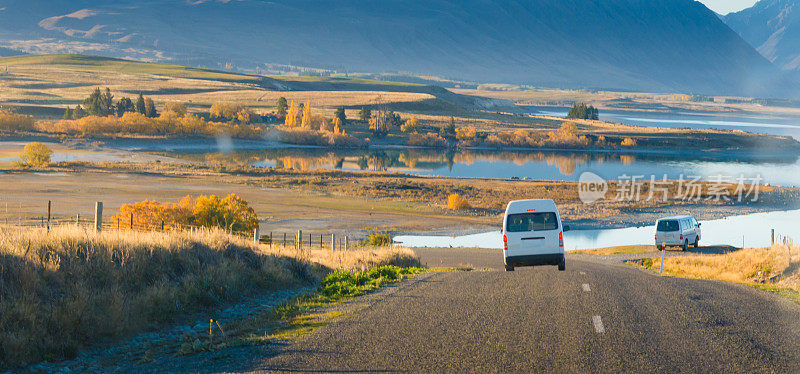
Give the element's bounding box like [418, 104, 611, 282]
[368, 111, 390, 138]
[276, 97, 288, 117]
[163, 102, 188, 117]
[192, 194, 258, 233]
[401, 116, 420, 133]
[18, 142, 53, 167]
[284, 100, 299, 127]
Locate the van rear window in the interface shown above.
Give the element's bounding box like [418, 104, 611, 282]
[657, 220, 679, 232]
[506, 212, 558, 232]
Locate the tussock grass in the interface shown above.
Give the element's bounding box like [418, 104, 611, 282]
[0, 225, 417, 368]
[640, 244, 800, 297]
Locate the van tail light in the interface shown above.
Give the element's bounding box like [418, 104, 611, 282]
[680, 235, 683, 240]
[559, 231, 564, 247]
[503, 234, 508, 251]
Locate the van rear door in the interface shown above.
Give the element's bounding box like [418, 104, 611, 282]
[505, 211, 560, 254]
[656, 220, 680, 244]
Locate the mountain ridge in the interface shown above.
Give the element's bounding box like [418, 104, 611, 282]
[0, 0, 796, 97]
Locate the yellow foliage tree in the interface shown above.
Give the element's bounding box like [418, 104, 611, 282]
[18, 142, 53, 167]
[163, 102, 188, 117]
[401, 116, 420, 133]
[621, 137, 638, 147]
[447, 193, 471, 210]
[284, 100, 298, 127]
[456, 127, 477, 141]
[301, 100, 312, 129]
[193, 194, 258, 234]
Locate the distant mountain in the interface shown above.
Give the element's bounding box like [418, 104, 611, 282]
[725, 0, 800, 72]
[0, 0, 795, 97]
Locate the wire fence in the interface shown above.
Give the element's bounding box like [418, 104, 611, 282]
[0, 200, 370, 251]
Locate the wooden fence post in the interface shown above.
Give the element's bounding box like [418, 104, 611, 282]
[283, 232, 286, 247]
[254, 227, 260, 244]
[331, 234, 336, 252]
[46, 200, 51, 233]
[297, 230, 302, 250]
[94, 202, 103, 233]
[130, 213, 134, 230]
[345, 236, 348, 251]
[76, 213, 80, 225]
[771, 229, 775, 246]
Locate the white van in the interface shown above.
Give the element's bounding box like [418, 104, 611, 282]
[655, 215, 701, 251]
[502, 199, 569, 272]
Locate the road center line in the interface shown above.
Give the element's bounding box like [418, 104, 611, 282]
[592, 315, 605, 333]
[582, 283, 591, 292]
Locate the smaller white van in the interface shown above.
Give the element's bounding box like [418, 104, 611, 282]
[502, 199, 569, 272]
[655, 215, 701, 251]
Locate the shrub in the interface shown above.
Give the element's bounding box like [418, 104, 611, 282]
[17, 142, 53, 167]
[365, 227, 393, 246]
[408, 132, 447, 147]
[0, 110, 35, 132]
[621, 137, 638, 147]
[456, 126, 477, 141]
[447, 193, 471, 210]
[401, 116, 420, 133]
[113, 194, 258, 234]
[163, 102, 188, 117]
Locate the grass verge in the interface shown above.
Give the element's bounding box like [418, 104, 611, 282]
[179, 265, 426, 355]
[0, 224, 418, 369]
[629, 244, 800, 303]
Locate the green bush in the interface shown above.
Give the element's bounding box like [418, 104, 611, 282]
[319, 265, 423, 299]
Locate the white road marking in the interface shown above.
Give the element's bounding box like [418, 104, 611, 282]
[582, 283, 591, 292]
[592, 315, 605, 333]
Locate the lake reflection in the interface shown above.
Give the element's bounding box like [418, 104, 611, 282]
[171, 147, 800, 187]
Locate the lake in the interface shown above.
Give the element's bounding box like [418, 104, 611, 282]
[393, 209, 800, 250]
[526, 106, 800, 140]
[166, 146, 800, 187]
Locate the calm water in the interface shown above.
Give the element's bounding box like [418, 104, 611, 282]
[394, 209, 800, 250]
[527, 106, 800, 139]
[169, 147, 800, 187]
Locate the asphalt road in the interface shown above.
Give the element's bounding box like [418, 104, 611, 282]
[217, 248, 800, 373]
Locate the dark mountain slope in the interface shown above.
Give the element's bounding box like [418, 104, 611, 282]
[0, 0, 795, 96]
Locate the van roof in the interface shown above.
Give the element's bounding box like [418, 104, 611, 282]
[505, 199, 558, 214]
[657, 215, 694, 221]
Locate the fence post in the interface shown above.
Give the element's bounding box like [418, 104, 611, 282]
[345, 236, 348, 251]
[297, 230, 302, 250]
[269, 232, 273, 249]
[254, 227, 259, 244]
[94, 202, 103, 233]
[130, 213, 134, 230]
[331, 234, 336, 252]
[76, 213, 80, 225]
[161, 220, 165, 231]
[46, 200, 51, 233]
[283, 232, 286, 247]
[771, 229, 775, 246]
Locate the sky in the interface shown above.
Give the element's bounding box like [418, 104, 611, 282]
[699, 0, 759, 15]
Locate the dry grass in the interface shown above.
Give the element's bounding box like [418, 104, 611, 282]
[643, 244, 800, 295]
[573, 245, 657, 255]
[0, 224, 417, 368]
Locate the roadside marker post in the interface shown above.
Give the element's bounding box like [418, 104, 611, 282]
[660, 242, 665, 275]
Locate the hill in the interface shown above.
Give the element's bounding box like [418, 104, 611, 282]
[0, 0, 795, 97]
[724, 0, 800, 73]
